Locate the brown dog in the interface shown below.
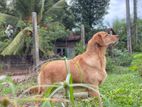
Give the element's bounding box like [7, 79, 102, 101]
[37, 31, 119, 96]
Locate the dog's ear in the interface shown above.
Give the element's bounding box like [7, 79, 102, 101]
[87, 32, 107, 50]
[95, 33, 105, 46]
[88, 33, 103, 47]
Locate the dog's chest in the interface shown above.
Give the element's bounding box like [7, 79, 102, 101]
[87, 69, 107, 85]
[85, 55, 106, 69]
[97, 70, 107, 85]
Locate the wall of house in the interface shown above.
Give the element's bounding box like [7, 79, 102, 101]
[54, 41, 77, 58]
[0, 55, 33, 72]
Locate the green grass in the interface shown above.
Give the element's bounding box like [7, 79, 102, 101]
[100, 72, 142, 107]
[0, 70, 142, 107]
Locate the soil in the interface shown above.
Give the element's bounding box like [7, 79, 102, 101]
[0, 67, 37, 83]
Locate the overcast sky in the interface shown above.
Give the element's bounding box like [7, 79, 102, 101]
[104, 0, 142, 26]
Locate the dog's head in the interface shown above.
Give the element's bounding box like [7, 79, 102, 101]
[88, 31, 119, 48]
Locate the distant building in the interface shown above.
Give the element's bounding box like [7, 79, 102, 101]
[54, 33, 81, 58]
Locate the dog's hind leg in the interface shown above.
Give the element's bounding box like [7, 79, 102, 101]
[37, 71, 52, 94]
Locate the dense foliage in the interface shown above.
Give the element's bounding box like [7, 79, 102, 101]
[39, 22, 68, 56]
[113, 19, 142, 52]
[70, 0, 110, 28]
[106, 49, 132, 73]
[70, 0, 109, 40]
[0, 0, 142, 106]
[0, 0, 69, 56]
[0, 0, 112, 57]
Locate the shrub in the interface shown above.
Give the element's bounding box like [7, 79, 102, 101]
[75, 41, 86, 55]
[39, 22, 68, 57]
[106, 57, 117, 73]
[111, 49, 132, 66]
[106, 49, 132, 73]
[129, 53, 142, 76]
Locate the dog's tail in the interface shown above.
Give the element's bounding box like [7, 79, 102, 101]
[19, 85, 44, 97]
[29, 86, 41, 94]
[19, 66, 45, 97]
[20, 62, 49, 96]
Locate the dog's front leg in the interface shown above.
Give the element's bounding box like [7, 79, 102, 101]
[87, 85, 103, 107]
[87, 85, 100, 97]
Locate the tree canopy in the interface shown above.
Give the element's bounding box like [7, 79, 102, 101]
[70, 0, 110, 29]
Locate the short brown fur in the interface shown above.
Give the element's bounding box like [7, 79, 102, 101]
[38, 31, 119, 96]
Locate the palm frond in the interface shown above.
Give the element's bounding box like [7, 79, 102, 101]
[39, 0, 46, 22]
[1, 27, 32, 56]
[0, 12, 18, 25]
[0, 12, 18, 20]
[47, 0, 65, 13]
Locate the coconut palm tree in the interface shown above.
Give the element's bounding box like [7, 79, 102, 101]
[0, 0, 67, 23]
[11, 0, 66, 23]
[0, 0, 69, 56]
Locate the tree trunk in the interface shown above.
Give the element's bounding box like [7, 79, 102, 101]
[126, 0, 132, 53]
[133, 0, 137, 47]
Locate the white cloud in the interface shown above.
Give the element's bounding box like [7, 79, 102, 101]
[137, 0, 142, 18]
[103, 0, 141, 26]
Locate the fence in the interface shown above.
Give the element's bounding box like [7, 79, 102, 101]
[0, 55, 33, 72]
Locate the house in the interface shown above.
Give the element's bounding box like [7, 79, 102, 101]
[54, 33, 81, 58]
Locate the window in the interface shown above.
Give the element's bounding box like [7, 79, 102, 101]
[56, 48, 66, 56]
